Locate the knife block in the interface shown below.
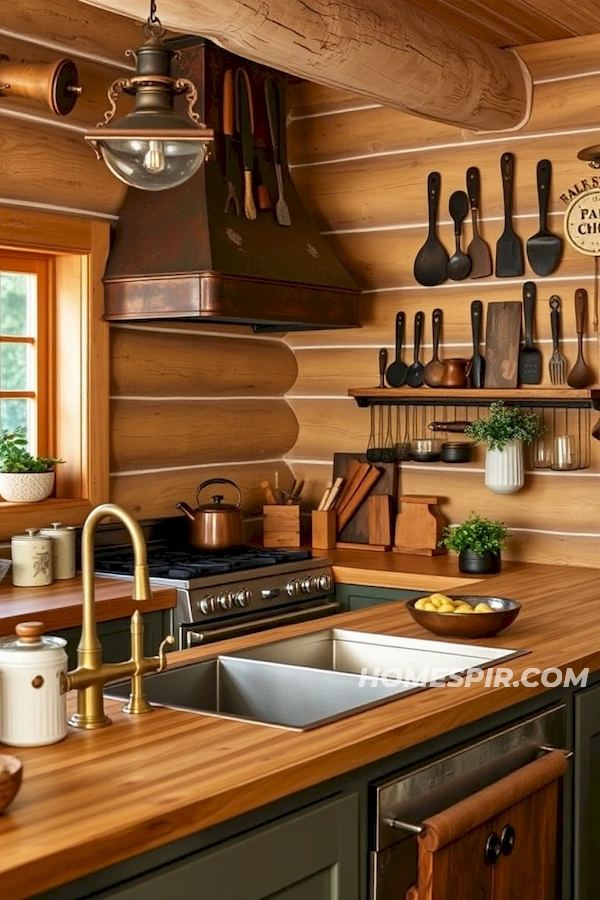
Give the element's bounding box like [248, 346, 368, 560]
[263, 504, 301, 547]
[393, 495, 447, 556]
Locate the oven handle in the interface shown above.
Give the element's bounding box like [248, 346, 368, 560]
[185, 601, 340, 647]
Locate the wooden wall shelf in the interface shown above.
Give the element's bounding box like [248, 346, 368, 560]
[349, 388, 600, 409]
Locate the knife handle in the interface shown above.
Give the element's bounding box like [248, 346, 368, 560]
[378, 348, 388, 388]
[223, 69, 234, 136]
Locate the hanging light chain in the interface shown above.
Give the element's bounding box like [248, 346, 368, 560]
[142, 0, 165, 39]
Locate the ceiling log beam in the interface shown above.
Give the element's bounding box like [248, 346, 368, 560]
[78, 0, 531, 132]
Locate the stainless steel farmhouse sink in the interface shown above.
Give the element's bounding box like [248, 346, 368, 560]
[104, 654, 420, 730]
[104, 630, 526, 730]
[230, 629, 526, 680]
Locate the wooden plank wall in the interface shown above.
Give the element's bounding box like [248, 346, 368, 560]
[0, 0, 299, 525]
[285, 35, 600, 567]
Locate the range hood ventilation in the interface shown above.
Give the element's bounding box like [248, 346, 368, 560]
[103, 38, 360, 332]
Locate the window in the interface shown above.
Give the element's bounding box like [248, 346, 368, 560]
[0, 210, 110, 538]
[0, 252, 52, 455]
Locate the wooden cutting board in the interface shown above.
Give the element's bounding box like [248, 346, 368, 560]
[483, 301, 522, 389]
[333, 453, 397, 543]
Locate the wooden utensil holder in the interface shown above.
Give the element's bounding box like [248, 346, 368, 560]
[263, 504, 301, 547]
[311, 509, 337, 550]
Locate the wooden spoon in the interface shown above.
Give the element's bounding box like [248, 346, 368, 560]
[567, 288, 594, 388]
[413, 172, 449, 286]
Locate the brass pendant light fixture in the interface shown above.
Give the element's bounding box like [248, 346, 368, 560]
[84, 0, 213, 191]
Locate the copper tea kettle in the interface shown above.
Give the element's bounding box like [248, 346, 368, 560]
[177, 478, 245, 551]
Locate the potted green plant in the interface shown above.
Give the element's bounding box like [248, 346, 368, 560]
[465, 401, 543, 494]
[0, 427, 64, 502]
[440, 513, 509, 574]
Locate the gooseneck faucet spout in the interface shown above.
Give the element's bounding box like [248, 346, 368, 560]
[67, 503, 173, 730]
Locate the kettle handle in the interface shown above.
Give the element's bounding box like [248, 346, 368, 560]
[195, 478, 242, 509]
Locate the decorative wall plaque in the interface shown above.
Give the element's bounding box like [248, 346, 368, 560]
[564, 189, 600, 255]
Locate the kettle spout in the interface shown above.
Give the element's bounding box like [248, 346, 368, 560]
[176, 501, 195, 521]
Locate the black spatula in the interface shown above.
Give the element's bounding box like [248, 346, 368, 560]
[386, 311, 407, 387]
[526, 159, 563, 276]
[413, 172, 449, 286]
[518, 281, 542, 384]
[495, 152, 524, 278]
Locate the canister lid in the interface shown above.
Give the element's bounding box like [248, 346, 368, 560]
[0, 621, 66, 651]
[11, 528, 51, 542]
[40, 522, 75, 533]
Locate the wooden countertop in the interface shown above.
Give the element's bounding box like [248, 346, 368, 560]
[1, 557, 599, 898]
[0, 577, 176, 636]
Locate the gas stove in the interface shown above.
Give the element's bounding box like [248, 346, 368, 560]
[93, 522, 338, 650]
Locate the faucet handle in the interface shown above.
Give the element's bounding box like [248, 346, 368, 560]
[157, 635, 175, 672]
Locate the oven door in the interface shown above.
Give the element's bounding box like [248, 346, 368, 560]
[181, 598, 341, 648]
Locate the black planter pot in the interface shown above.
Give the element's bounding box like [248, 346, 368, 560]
[458, 549, 501, 575]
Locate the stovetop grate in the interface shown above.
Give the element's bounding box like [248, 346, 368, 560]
[94, 545, 312, 580]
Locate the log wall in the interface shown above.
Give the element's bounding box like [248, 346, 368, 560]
[0, 0, 299, 524]
[285, 34, 600, 567]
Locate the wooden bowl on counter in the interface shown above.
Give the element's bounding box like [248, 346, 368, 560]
[0, 754, 23, 814]
[406, 596, 521, 639]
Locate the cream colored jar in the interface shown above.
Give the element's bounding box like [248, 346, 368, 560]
[11, 529, 53, 587]
[0, 622, 68, 746]
[39, 522, 76, 580]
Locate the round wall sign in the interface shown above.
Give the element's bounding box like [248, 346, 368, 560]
[564, 189, 600, 255]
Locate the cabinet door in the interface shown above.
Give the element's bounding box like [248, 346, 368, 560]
[94, 793, 359, 900]
[574, 682, 600, 900]
[336, 584, 424, 612]
[492, 777, 560, 900]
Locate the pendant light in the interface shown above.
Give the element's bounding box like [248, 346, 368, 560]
[578, 145, 600, 169]
[84, 0, 213, 191]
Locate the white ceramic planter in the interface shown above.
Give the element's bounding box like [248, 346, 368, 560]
[484, 440, 524, 494]
[0, 471, 54, 502]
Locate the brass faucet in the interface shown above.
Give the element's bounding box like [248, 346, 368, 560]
[67, 503, 174, 729]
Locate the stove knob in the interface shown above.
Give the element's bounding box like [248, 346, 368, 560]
[301, 577, 313, 594]
[198, 596, 216, 615]
[318, 573, 333, 593]
[234, 589, 251, 608]
[309, 576, 321, 592]
[286, 579, 301, 598]
[217, 592, 233, 611]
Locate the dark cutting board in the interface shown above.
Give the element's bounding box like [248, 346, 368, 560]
[333, 453, 397, 543]
[483, 301, 522, 389]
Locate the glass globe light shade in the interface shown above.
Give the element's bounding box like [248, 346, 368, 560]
[97, 134, 207, 191]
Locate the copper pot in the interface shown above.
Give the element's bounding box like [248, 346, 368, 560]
[177, 478, 245, 550]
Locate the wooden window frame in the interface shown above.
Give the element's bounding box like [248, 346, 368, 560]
[0, 208, 110, 538]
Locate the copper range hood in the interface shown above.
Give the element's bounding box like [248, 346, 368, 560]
[102, 38, 360, 333]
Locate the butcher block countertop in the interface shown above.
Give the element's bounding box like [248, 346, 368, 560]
[2, 556, 600, 898]
[0, 576, 176, 636]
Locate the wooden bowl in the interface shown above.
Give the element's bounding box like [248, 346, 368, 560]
[0, 754, 23, 814]
[406, 596, 521, 639]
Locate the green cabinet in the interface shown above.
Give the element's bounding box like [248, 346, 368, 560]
[92, 793, 359, 900]
[56, 610, 171, 669]
[573, 681, 600, 900]
[335, 583, 425, 612]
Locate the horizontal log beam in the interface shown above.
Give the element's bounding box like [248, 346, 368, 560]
[79, 0, 531, 132]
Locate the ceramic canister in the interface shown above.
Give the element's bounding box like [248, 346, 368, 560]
[39, 522, 76, 580]
[11, 529, 53, 587]
[0, 622, 68, 746]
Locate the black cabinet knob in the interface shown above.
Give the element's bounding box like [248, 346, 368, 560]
[501, 824, 516, 856]
[485, 832, 502, 864]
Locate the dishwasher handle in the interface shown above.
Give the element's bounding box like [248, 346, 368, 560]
[383, 745, 571, 836]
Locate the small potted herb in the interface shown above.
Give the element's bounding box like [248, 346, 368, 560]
[440, 513, 509, 574]
[0, 427, 64, 502]
[465, 401, 543, 493]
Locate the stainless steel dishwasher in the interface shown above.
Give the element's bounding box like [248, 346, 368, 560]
[370, 703, 567, 899]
